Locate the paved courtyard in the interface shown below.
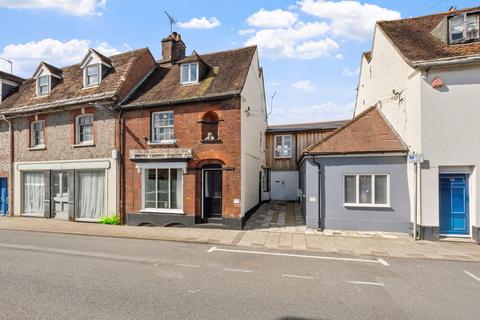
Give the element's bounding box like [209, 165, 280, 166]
[1, 202, 480, 262]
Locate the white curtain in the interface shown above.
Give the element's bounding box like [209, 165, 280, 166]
[174, 169, 182, 209]
[77, 171, 105, 220]
[23, 172, 44, 215]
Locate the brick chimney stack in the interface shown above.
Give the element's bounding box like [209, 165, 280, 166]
[161, 32, 186, 64]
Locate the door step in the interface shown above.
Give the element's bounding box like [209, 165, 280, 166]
[439, 237, 475, 243]
[194, 223, 229, 229]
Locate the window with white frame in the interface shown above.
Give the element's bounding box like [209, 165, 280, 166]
[85, 64, 100, 87]
[143, 168, 183, 211]
[180, 63, 198, 84]
[344, 174, 389, 206]
[30, 120, 45, 148]
[449, 13, 480, 43]
[76, 114, 94, 144]
[37, 75, 50, 96]
[274, 135, 292, 158]
[151, 111, 175, 143]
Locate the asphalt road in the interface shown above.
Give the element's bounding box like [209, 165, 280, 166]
[0, 230, 479, 320]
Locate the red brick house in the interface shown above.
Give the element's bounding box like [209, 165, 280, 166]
[121, 33, 267, 228]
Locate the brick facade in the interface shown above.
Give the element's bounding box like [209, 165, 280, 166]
[123, 97, 242, 220]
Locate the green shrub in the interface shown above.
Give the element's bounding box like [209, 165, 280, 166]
[99, 214, 120, 225]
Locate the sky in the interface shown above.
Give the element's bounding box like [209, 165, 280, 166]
[0, 0, 479, 124]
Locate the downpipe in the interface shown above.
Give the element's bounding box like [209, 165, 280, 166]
[312, 157, 323, 230]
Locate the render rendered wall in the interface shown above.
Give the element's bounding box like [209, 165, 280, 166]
[302, 156, 410, 232]
[419, 64, 480, 231]
[240, 48, 267, 216]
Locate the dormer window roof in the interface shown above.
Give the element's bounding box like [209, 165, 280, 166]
[80, 48, 112, 88]
[448, 12, 480, 44]
[33, 62, 62, 97]
[179, 50, 210, 85]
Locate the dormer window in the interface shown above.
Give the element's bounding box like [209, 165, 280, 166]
[449, 13, 480, 43]
[180, 63, 198, 84]
[37, 75, 50, 96]
[85, 64, 100, 87]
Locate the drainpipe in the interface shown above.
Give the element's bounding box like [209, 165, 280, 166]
[0, 115, 13, 217]
[118, 108, 126, 225]
[417, 161, 422, 239]
[312, 157, 323, 230]
[413, 162, 418, 240]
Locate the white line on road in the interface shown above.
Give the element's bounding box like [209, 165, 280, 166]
[464, 270, 480, 282]
[208, 247, 389, 266]
[347, 281, 385, 287]
[282, 274, 314, 280]
[223, 268, 253, 273]
[175, 263, 199, 268]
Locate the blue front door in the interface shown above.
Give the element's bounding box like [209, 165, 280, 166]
[0, 178, 8, 215]
[439, 174, 469, 235]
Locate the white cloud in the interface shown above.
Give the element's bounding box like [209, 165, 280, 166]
[335, 53, 344, 60]
[245, 21, 336, 59]
[291, 80, 316, 93]
[270, 101, 354, 124]
[238, 28, 256, 36]
[247, 8, 298, 28]
[0, 38, 129, 77]
[298, 0, 400, 40]
[341, 66, 360, 77]
[177, 17, 221, 29]
[0, 0, 106, 16]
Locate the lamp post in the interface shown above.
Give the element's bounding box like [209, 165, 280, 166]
[0, 57, 13, 74]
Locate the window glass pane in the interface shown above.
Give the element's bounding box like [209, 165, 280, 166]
[359, 175, 372, 204]
[190, 63, 198, 82]
[170, 169, 182, 209]
[467, 15, 479, 39]
[375, 175, 388, 204]
[78, 115, 93, 143]
[157, 169, 169, 209]
[23, 172, 44, 215]
[39, 76, 48, 86]
[284, 135, 292, 156]
[151, 112, 174, 142]
[181, 64, 190, 83]
[344, 175, 356, 203]
[450, 15, 465, 41]
[144, 169, 156, 209]
[76, 171, 105, 220]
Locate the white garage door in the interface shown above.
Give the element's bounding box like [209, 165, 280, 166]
[270, 171, 299, 201]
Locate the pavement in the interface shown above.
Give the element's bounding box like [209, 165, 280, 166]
[1, 202, 480, 263]
[1, 230, 479, 320]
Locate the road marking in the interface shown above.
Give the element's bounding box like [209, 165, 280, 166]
[282, 274, 314, 280]
[175, 263, 199, 268]
[208, 247, 389, 266]
[464, 270, 480, 282]
[223, 268, 253, 273]
[347, 281, 385, 287]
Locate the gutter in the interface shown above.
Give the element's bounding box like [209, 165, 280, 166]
[412, 55, 480, 69]
[0, 114, 13, 217]
[121, 92, 240, 110]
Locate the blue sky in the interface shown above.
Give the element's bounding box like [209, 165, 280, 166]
[0, 0, 478, 124]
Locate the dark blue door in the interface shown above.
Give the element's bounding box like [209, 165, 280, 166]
[0, 178, 7, 215]
[440, 174, 469, 235]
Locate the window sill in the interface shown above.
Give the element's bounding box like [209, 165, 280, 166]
[147, 140, 176, 146]
[274, 156, 292, 159]
[201, 139, 222, 144]
[344, 203, 391, 209]
[180, 81, 199, 86]
[72, 142, 95, 148]
[82, 84, 100, 90]
[28, 145, 46, 151]
[140, 209, 184, 214]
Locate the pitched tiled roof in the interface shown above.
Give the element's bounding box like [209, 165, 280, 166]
[40, 61, 63, 77]
[123, 46, 257, 107]
[304, 107, 407, 155]
[0, 48, 150, 115]
[0, 71, 24, 83]
[378, 6, 480, 64]
[266, 120, 348, 133]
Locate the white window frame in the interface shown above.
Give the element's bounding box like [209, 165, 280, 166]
[180, 63, 199, 84]
[151, 111, 175, 144]
[343, 174, 390, 208]
[75, 114, 94, 145]
[449, 13, 480, 43]
[140, 167, 183, 214]
[274, 134, 292, 159]
[37, 75, 50, 96]
[30, 120, 45, 148]
[84, 63, 101, 87]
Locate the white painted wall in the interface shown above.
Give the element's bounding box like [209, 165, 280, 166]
[270, 171, 299, 201]
[240, 48, 268, 216]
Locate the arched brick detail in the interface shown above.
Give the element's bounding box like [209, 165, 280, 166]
[191, 150, 231, 168]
